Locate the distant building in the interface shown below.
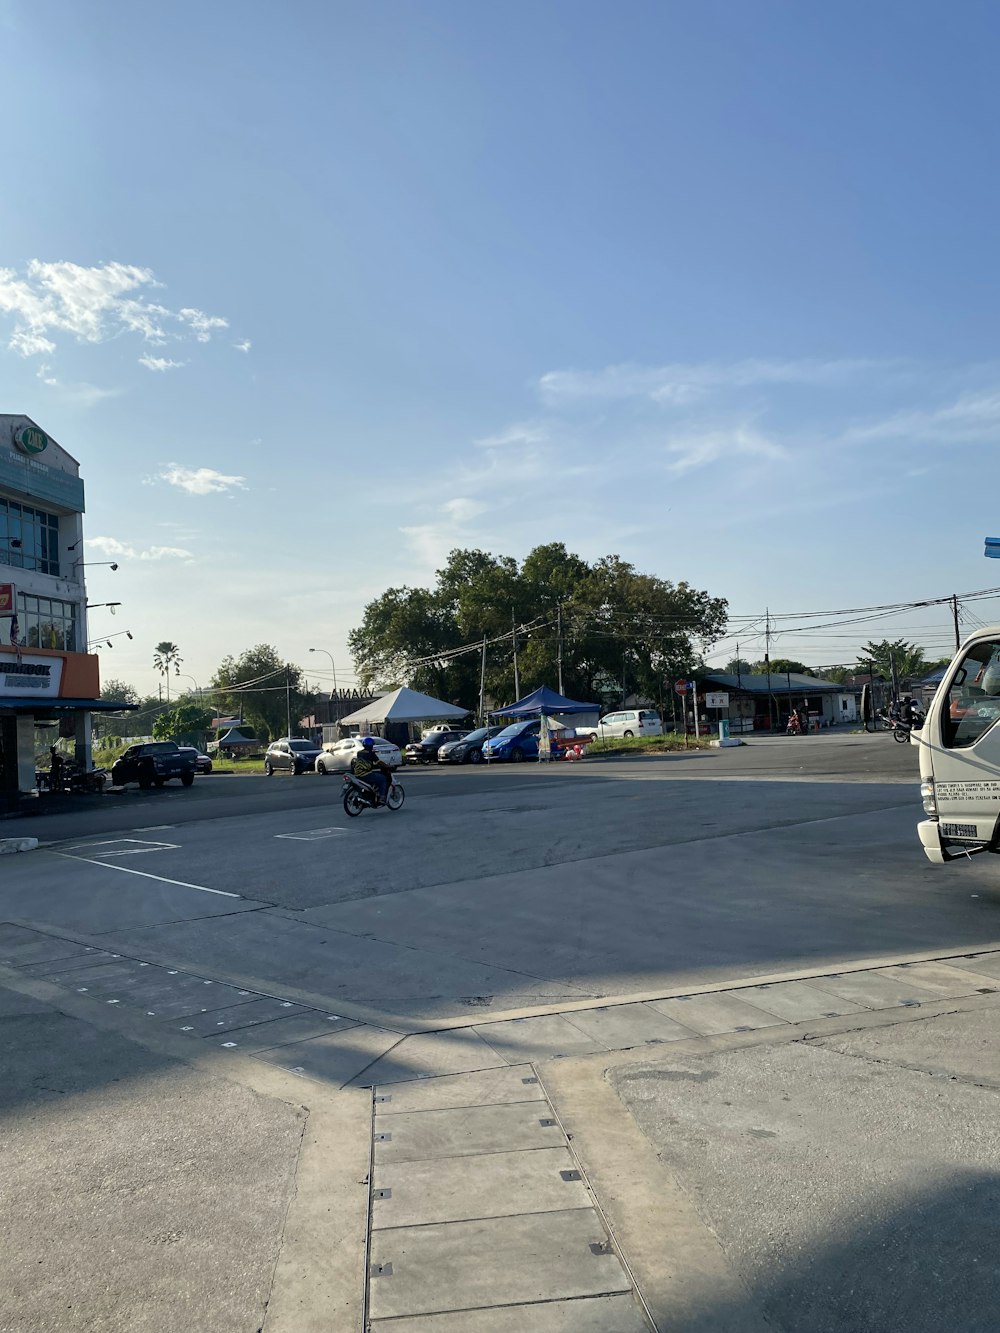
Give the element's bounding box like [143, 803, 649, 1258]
[695, 671, 852, 733]
[0, 415, 133, 806]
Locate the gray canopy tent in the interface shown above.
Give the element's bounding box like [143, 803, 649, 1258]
[337, 687, 471, 749]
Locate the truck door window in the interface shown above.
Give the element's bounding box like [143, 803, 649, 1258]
[943, 641, 1000, 749]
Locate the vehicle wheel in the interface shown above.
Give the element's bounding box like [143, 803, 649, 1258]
[292, 762, 302, 775]
[510, 747, 525, 763]
[386, 783, 405, 811]
[623, 730, 634, 738]
[468, 748, 481, 764]
[181, 772, 195, 786]
[138, 762, 154, 790]
[893, 728, 910, 743]
[264, 762, 273, 776]
[588, 733, 598, 743]
[317, 759, 327, 775]
[153, 777, 165, 788]
[343, 788, 365, 817]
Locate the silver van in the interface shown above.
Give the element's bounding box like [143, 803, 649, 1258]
[595, 709, 663, 739]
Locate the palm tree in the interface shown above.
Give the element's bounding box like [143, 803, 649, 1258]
[153, 641, 182, 702]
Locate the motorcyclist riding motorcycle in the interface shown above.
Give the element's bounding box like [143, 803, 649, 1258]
[353, 736, 391, 805]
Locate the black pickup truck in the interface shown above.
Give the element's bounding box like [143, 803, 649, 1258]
[110, 741, 197, 790]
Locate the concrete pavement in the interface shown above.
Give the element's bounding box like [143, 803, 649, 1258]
[3, 732, 1000, 1330]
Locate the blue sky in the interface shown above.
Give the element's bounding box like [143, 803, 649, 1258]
[2, 0, 999, 694]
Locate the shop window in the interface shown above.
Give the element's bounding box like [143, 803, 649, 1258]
[0, 500, 61, 575]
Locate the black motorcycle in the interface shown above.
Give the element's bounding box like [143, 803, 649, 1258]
[342, 772, 405, 817]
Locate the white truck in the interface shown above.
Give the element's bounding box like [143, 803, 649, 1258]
[916, 627, 1000, 862]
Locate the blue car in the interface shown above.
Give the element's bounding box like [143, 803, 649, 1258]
[482, 719, 541, 762]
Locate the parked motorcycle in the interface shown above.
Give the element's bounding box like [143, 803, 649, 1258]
[43, 757, 108, 793]
[342, 772, 405, 817]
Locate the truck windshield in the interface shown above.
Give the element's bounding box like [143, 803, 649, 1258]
[943, 640, 1000, 749]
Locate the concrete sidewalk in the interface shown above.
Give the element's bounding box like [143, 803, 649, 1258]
[0, 968, 371, 1333]
[5, 945, 1000, 1331]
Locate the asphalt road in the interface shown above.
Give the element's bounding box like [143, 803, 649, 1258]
[3, 733, 997, 1026]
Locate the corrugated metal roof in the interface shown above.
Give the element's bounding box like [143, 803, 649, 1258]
[702, 671, 845, 695]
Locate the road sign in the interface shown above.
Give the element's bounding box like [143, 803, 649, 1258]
[986, 538, 1000, 559]
[705, 692, 729, 709]
[674, 679, 691, 696]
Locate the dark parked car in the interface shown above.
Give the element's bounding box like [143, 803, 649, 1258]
[264, 738, 323, 775]
[178, 747, 213, 774]
[110, 741, 197, 790]
[405, 730, 470, 764]
[436, 725, 506, 764]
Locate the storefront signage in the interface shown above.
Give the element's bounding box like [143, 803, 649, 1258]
[0, 653, 64, 697]
[0, 584, 14, 616]
[706, 692, 730, 709]
[12, 423, 49, 456]
[0, 449, 85, 513]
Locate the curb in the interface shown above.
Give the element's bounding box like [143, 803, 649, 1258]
[0, 837, 40, 855]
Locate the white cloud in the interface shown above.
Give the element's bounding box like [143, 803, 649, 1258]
[86, 536, 134, 558]
[842, 391, 1000, 445]
[139, 354, 186, 372]
[0, 260, 234, 361]
[178, 307, 229, 341]
[37, 367, 121, 407]
[538, 358, 888, 406]
[234, 339, 252, 353]
[141, 545, 195, 562]
[664, 425, 788, 475]
[85, 535, 194, 562]
[473, 422, 548, 449]
[156, 463, 247, 495]
[10, 329, 55, 356]
[401, 498, 489, 570]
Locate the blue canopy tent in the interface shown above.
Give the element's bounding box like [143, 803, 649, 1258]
[488, 685, 598, 761]
[491, 685, 595, 717]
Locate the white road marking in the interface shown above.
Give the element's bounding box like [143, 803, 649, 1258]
[58, 838, 179, 856]
[50, 853, 242, 898]
[133, 825, 176, 831]
[274, 827, 351, 841]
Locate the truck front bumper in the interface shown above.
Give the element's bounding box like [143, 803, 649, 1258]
[918, 819, 946, 864]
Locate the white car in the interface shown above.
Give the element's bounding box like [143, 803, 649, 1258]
[421, 722, 469, 739]
[595, 708, 663, 739]
[316, 736, 402, 775]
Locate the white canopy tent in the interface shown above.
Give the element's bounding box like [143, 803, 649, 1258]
[337, 687, 470, 729]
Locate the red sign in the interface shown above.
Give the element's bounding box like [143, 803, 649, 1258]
[674, 679, 690, 696]
[0, 583, 14, 616]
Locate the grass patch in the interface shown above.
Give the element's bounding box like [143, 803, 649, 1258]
[584, 731, 719, 757]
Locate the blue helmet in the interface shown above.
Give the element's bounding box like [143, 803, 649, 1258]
[362, 736, 376, 748]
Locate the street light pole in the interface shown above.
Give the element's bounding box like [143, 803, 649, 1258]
[309, 647, 339, 727]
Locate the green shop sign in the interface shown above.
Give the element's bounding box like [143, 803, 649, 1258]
[13, 423, 49, 455]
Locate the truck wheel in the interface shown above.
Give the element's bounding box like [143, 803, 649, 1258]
[181, 772, 194, 786]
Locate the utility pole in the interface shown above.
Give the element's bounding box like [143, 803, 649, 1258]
[765, 608, 776, 732]
[285, 668, 292, 737]
[621, 647, 627, 709]
[952, 593, 961, 651]
[511, 609, 520, 699]
[479, 635, 487, 725]
[557, 601, 564, 695]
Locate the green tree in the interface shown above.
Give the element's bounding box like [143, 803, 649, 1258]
[153, 641, 182, 702]
[751, 659, 812, 676]
[93, 677, 140, 739]
[858, 639, 927, 682]
[210, 645, 311, 743]
[349, 544, 728, 712]
[152, 700, 214, 744]
[725, 658, 753, 676]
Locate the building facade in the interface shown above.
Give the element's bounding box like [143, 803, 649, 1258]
[0, 415, 122, 806]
